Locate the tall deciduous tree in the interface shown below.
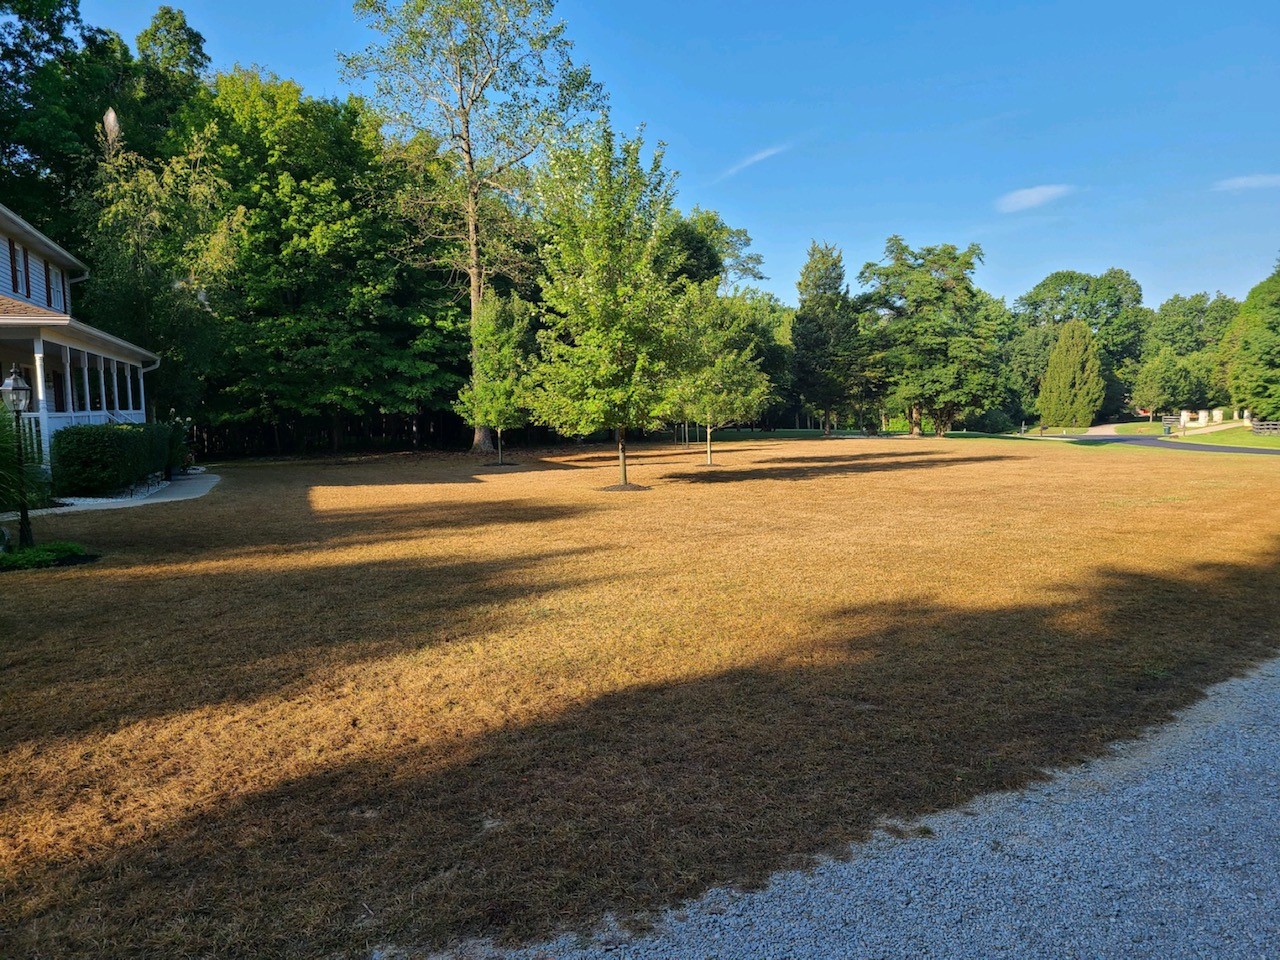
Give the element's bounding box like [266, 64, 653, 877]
[344, 0, 603, 453]
[530, 121, 677, 487]
[1224, 264, 1280, 419]
[1037, 320, 1105, 427]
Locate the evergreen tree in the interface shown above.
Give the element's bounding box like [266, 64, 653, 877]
[1037, 320, 1105, 427]
[859, 236, 998, 437]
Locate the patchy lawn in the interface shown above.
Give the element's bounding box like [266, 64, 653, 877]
[2, 438, 1278, 958]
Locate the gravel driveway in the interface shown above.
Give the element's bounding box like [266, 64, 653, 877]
[445, 657, 1280, 960]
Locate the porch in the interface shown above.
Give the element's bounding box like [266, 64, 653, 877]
[1, 315, 159, 464]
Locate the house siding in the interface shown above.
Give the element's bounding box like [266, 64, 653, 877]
[0, 233, 69, 313]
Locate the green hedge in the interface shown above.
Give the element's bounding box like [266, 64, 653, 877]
[51, 423, 184, 497]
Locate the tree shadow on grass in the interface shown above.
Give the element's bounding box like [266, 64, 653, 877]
[8, 543, 1279, 959]
[0, 545, 609, 745]
[663, 452, 1025, 484]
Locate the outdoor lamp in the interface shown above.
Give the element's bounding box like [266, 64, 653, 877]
[1, 365, 32, 414]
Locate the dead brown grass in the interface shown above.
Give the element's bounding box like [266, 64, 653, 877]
[2, 437, 1278, 958]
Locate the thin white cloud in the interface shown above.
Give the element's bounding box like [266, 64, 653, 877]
[1212, 174, 1280, 191]
[995, 184, 1075, 213]
[714, 144, 791, 183]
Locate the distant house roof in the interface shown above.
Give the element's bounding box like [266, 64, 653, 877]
[0, 202, 88, 273]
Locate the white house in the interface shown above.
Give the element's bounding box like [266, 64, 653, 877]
[0, 201, 159, 463]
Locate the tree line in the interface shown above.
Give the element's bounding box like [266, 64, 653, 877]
[2, 0, 1277, 475]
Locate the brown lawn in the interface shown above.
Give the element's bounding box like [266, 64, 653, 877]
[2, 436, 1279, 958]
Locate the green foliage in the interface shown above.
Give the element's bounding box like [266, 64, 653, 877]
[1145, 292, 1240, 358]
[135, 5, 209, 75]
[1002, 324, 1060, 419]
[0, 540, 87, 571]
[796, 241, 848, 303]
[860, 236, 1001, 436]
[1015, 268, 1147, 418]
[662, 282, 772, 432]
[1037, 320, 1105, 427]
[677, 207, 765, 287]
[530, 121, 678, 441]
[1131, 348, 1203, 414]
[50, 422, 181, 496]
[345, 0, 604, 446]
[1225, 265, 1280, 419]
[455, 291, 535, 432]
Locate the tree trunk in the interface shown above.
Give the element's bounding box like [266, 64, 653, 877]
[497, 428, 504, 465]
[618, 429, 628, 486]
[331, 410, 342, 453]
[705, 417, 713, 465]
[908, 405, 922, 437]
[465, 179, 496, 455]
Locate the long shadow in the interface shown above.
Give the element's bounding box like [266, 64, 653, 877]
[664, 452, 1024, 484]
[0, 546, 606, 744]
[3, 463, 609, 742]
[755, 451, 938, 465]
[8, 545, 1278, 958]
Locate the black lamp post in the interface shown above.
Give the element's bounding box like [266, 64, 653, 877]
[1, 364, 34, 549]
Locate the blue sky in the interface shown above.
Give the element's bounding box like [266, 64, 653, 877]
[82, 0, 1280, 308]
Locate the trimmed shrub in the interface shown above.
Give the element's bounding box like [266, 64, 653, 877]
[51, 423, 180, 497]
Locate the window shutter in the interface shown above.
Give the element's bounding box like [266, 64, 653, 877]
[62, 272, 70, 313]
[22, 247, 31, 298]
[6, 239, 16, 293]
[44, 261, 52, 306]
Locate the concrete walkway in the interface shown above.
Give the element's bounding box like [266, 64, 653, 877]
[32, 471, 221, 515]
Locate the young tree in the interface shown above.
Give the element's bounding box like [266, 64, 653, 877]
[344, 0, 604, 453]
[455, 291, 534, 464]
[530, 121, 677, 488]
[1037, 320, 1105, 427]
[667, 282, 772, 464]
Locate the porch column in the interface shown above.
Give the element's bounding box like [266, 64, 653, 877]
[138, 366, 147, 421]
[62, 343, 74, 414]
[33, 336, 50, 462]
[110, 359, 120, 412]
[80, 353, 92, 414]
[96, 356, 107, 416]
[125, 364, 134, 412]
